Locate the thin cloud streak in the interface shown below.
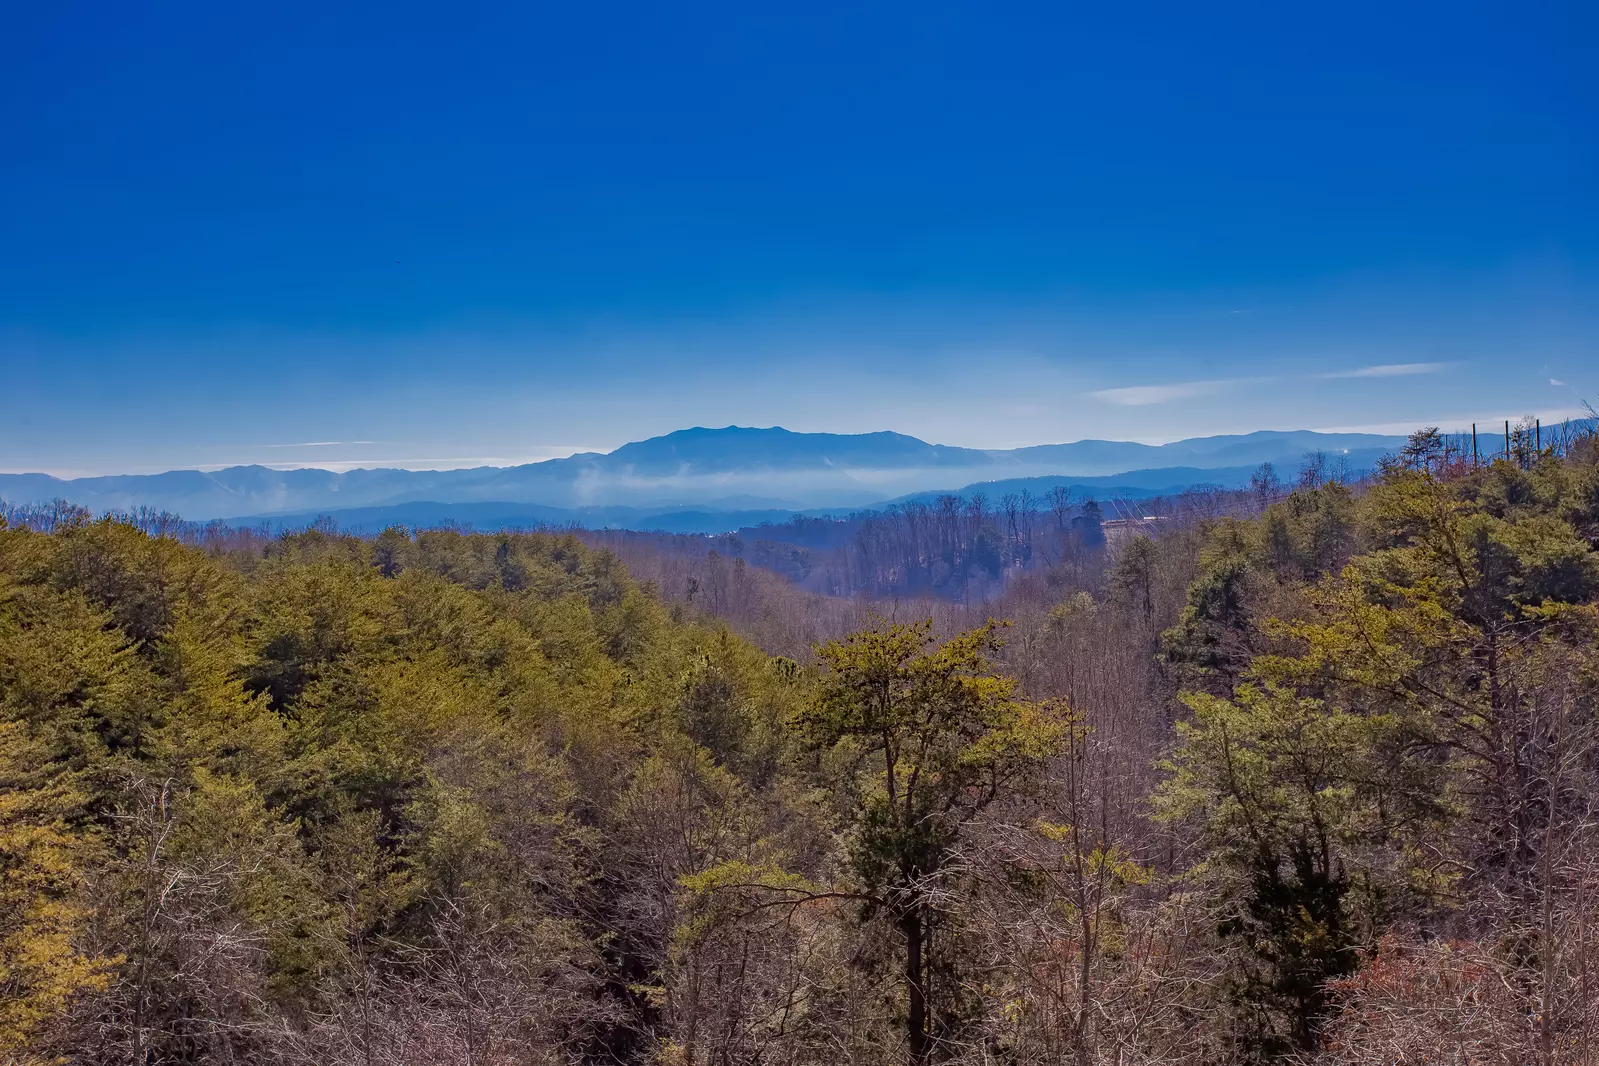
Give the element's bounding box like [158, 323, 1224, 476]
[1319, 362, 1450, 379]
[1087, 379, 1239, 406]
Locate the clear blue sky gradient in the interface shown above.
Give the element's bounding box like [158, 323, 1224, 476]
[3, 1, 1596, 474]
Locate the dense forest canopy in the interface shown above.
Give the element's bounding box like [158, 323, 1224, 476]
[3, 425, 1598, 1064]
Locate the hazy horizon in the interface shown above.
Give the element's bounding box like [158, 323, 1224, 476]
[0, 420, 1475, 480]
[3, 411, 1592, 480]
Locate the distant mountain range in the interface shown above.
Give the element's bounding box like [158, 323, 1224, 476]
[1, 425, 1406, 530]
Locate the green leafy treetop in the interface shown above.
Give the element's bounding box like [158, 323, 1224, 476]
[797, 618, 1068, 1065]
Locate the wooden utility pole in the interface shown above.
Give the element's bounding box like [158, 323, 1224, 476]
[1505, 420, 1511, 461]
[1472, 423, 1478, 466]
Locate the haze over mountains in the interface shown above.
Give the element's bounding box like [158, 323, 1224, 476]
[1, 425, 1405, 531]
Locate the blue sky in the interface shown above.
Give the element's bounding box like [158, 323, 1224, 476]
[3, 1, 1596, 475]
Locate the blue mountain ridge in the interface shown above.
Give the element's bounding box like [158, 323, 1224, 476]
[1, 425, 1406, 523]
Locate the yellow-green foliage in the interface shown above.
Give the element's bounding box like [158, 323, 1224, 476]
[1157, 452, 1599, 1060]
[0, 721, 112, 1054]
[0, 519, 805, 1058]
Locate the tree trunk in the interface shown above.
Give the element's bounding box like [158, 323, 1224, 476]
[901, 906, 928, 1066]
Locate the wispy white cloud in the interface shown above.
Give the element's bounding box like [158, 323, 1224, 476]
[255, 440, 380, 448]
[1087, 379, 1238, 406]
[1319, 362, 1449, 379]
[1551, 378, 1566, 387]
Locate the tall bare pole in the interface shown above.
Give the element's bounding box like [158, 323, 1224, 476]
[1472, 423, 1478, 466]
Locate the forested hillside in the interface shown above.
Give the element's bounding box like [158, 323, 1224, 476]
[3, 427, 1598, 1064]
